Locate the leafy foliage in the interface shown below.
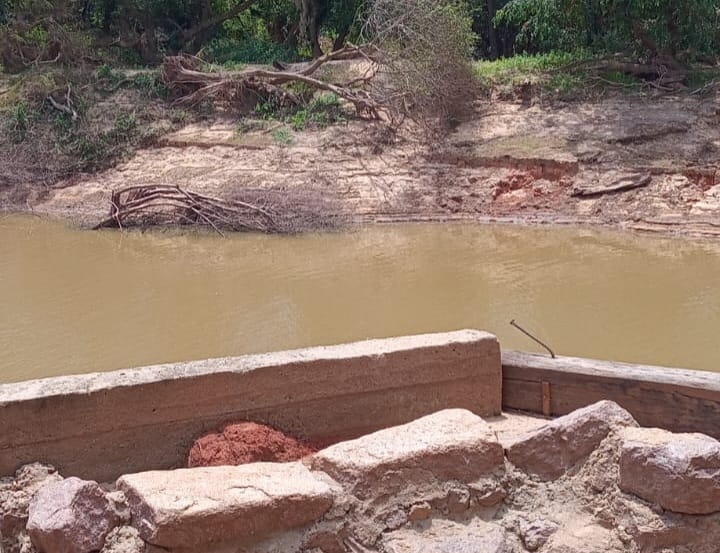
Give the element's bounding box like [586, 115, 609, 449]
[495, 0, 720, 59]
[254, 92, 347, 130]
[364, 0, 479, 130]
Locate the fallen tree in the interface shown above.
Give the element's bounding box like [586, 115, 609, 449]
[160, 0, 479, 133]
[161, 45, 391, 121]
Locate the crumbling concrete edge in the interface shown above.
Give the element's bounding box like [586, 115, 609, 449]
[0, 329, 501, 481]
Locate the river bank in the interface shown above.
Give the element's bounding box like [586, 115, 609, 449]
[7, 90, 720, 237]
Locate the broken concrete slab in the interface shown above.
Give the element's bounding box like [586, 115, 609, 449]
[308, 409, 504, 499]
[505, 400, 637, 480]
[619, 427, 720, 515]
[117, 462, 335, 549]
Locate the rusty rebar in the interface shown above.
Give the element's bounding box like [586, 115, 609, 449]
[510, 319, 556, 358]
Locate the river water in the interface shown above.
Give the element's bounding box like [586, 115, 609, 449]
[1, 215, 719, 382]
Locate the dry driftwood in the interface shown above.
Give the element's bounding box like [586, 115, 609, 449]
[94, 185, 277, 235]
[162, 45, 388, 119]
[572, 173, 652, 197]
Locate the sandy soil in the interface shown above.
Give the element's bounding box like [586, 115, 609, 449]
[27, 91, 720, 237]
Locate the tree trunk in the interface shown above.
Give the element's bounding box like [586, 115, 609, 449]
[102, 0, 116, 32]
[486, 0, 499, 60]
[296, 0, 324, 58]
[333, 25, 350, 51]
[308, 1, 323, 58]
[140, 18, 158, 63]
[666, 4, 680, 57]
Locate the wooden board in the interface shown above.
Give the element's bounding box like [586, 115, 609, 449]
[502, 350, 720, 439]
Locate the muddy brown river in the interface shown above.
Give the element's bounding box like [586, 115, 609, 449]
[1, 215, 719, 382]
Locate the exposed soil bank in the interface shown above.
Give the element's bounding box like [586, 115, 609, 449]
[12, 92, 720, 237]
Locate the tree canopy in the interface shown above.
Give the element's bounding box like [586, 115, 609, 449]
[1, 0, 719, 72]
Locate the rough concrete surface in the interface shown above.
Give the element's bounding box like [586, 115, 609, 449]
[619, 426, 720, 515]
[383, 519, 512, 553]
[4, 402, 720, 553]
[0, 330, 501, 481]
[0, 464, 62, 553]
[309, 408, 504, 499]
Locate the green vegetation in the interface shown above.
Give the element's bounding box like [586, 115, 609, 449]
[253, 92, 346, 131]
[0, 1, 717, 73]
[494, 0, 720, 61]
[271, 127, 293, 145]
[474, 51, 592, 87]
[1, 0, 719, 194]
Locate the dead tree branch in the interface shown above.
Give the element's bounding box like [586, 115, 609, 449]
[162, 46, 388, 119]
[46, 85, 78, 121]
[95, 185, 278, 234]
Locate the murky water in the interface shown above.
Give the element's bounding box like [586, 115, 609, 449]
[1, 215, 719, 382]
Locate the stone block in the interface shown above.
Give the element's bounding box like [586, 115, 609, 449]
[505, 400, 637, 480]
[309, 409, 504, 498]
[619, 427, 720, 515]
[117, 462, 335, 549]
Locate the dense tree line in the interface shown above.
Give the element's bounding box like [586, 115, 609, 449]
[1, 0, 719, 72]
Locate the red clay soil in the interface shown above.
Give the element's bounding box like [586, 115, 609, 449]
[187, 422, 317, 467]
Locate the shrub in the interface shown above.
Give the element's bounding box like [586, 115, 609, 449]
[204, 35, 300, 65]
[363, 0, 479, 131]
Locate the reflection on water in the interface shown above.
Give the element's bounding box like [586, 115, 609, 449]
[1, 214, 719, 382]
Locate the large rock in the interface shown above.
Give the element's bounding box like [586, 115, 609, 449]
[505, 400, 637, 480]
[619, 427, 720, 515]
[383, 520, 511, 553]
[519, 519, 558, 552]
[0, 464, 62, 542]
[26, 477, 121, 553]
[117, 462, 335, 549]
[187, 422, 315, 468]
[308, 409, 504, 499]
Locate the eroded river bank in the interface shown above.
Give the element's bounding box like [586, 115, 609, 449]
[15, 94, 720, 238]
[2, 214, 719, 382]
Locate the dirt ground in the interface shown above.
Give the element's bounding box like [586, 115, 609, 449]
[14, 90, 720, 237]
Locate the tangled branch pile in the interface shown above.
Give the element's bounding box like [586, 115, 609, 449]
[95, 185, 278, 235]
[95, 183, 347, 234]
[0, 18, 88, 74]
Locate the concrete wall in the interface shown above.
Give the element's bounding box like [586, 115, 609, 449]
[502, 350, 720, 440]
[0, 330, 501, 482]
